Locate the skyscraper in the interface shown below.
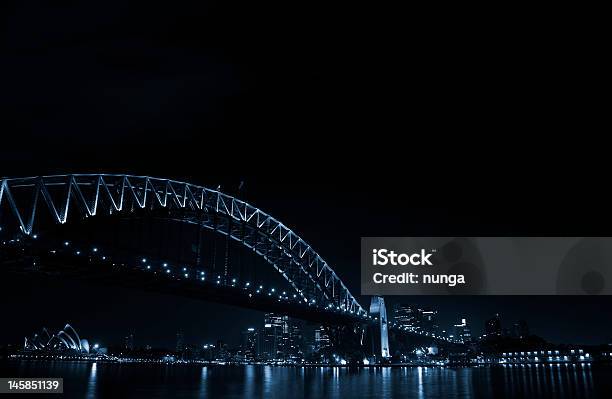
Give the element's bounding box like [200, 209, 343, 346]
[261, 313, 303, 361]
[124, 332, 135, 351]
[393, 304, 438, 333]
[513, 320, 529, 339]
[286, 320, 303, 361]
[485, 313, 502, 337]
[262, 313, 286, 361]
[314, 326, 331, 352]
[242, 327, 258, 361]
[453, 318, 472, 343]
[176, 331, 184, 352]
[420, 307, 439, 332]
[393, 304, 419, 331]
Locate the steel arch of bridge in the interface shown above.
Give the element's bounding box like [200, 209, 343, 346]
[0, 174, 366, 316]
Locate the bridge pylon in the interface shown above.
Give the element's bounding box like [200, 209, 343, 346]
[369, 296, 390, 360]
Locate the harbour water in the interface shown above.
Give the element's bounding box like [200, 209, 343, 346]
[2, 361, 611, 398]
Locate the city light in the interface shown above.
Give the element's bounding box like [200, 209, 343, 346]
[1, 174, 603, 377]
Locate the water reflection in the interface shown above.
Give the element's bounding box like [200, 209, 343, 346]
[86, 362, 97, 399]
[198, 367, 207, 398]
[3, 361, 611, 399]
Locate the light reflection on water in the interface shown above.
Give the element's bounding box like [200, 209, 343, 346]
[4, 361, 612, 398]
[86, 362, 97, 399]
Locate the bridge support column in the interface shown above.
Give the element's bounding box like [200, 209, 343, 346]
[369, 296, 390, 360]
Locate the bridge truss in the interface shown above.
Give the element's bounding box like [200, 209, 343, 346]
[0, 174, 366, 317]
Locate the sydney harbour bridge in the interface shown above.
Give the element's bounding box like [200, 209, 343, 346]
[0, 174, 461, 361]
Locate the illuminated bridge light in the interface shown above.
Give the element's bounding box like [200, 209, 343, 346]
[102, 256, 106, 260]
[201, 277, 205, 281]
[32, 234, 38, 239]
[166, 269, 170, 274]
[0, 175, 370, 320]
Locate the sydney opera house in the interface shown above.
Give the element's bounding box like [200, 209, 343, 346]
[24, 323, 91, 354]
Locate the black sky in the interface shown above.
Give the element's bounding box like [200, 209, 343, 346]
[1, 2, 610, 348]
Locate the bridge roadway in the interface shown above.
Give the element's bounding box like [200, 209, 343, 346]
[0, 238, 363, 326]
[0, 238, 462, 351]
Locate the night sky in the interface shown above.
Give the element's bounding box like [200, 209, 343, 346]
[1, 2, 610, 348]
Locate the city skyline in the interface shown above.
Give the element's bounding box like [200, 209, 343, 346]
[2, 269, 607, 350]
[2, 174, 612, 349]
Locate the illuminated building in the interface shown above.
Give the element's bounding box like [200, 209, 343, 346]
[393, 304, 418, 331]
[453, 318, 472, 343]
[485, 313, 502, 337]
[261, 313, 302, 361]
[393, 304, 438, 333]
[176, 331, 184, 352]
[513, 320, 529, 339]
[314, 326, 331, 352]
[124, 332, 135, 351]
[242, 328, 258, 361]
[24, 323, 90, 354]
